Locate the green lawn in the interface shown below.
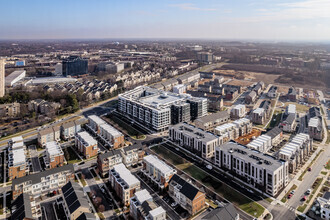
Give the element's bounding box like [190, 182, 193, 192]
[326, 160, 330, 170]
[106, 115, 146, 140]
[152, 145, 265, 218]
[297, 204, 307, 213]
[268, 111, 282, 129]
[63, 147, 81, 164]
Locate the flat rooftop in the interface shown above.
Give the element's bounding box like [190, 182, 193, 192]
[171, 123, 220, 142]
[46, 141, 63, 157]
[113, 163, 140, 187]
[218, 141, 285, 172]
[5, 70, 26, 82]
[144, 155, 176, 175]
[76, 131, 97, 146]
[88, 115, 106, 125]
[99, 123, 123, 138]
[30, 77, 77, 85]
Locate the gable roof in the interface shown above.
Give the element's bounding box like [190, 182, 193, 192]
[202, 203, 238, 220]
[169, 174, 201, 201]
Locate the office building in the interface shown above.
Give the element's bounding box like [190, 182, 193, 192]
[60, 181, 94, 220]
[62, 56, 88, 77]
[142, 155, 177, 189]
[118, 86, 207, 132]
[109, 163, 140, 206]
[168, 174, 206, 215]
[130, 189, 166, 220]
[45, 141, 65, 169]
[169, 123, 223, 159]
[194, 111, 229, 131]
[230, 104, 246, 119]
[12, 164, 74, 200]
[5, 70, 26, 87]
[215, 142, 289, 196]
[197, 52, 213, 63]
[75, 131, 98, 159]
[0, 59, 4, 97]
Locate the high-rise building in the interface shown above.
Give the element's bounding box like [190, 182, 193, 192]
[0, 59, 5, 97]
[62, 56, 88, 77]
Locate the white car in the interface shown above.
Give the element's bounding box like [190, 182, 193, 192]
[206, 165, 213, 170]
[171, 202, 178, 207]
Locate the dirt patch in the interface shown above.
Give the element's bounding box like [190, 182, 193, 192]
[235, 128, 262, 145]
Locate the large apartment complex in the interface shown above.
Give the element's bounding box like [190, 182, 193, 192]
[215, 142, 289, 196]
[118, 86, 207, 132]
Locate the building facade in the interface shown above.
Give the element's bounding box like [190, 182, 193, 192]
[75, 131, 98, 159]
[45, 141, 65, 169]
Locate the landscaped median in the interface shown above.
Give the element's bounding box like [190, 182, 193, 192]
[151, 145, 265, 218]
[281, 184, 297, 203]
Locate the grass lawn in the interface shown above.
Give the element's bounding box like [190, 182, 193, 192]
[97, 212, 105, 219]
[265, 198, 274, 203]
[63, 147, 81, 164]
[107, 115, 146, 140]
[321, 171, 327, 175]
[297, 204, 307, 213]
[268, 111, 282, 129]
[281, 184, 297, 203]
[283, 102, 309, 112]
[78, 173, 87, 186]
[326, 160, 330, 170]
[152, 146, 265, 217]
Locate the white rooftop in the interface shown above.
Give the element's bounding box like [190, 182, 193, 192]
[134, 189, 152, 204]
[149, 206, 166, 217]
[309, 118, 320, 127]
[233, 118, 250, 126]
[76, 131, 97, 146]
[215, 123, 236, 133]
[11, 142, 25, 150]
[100, 123, 123, 138]
[88, 115, 106, 125]
[287, 104, 296, 114]
[46, 141, 63, 157]
[144, 155, 176, 175]
[233, 104, 245, 110]
[9, 148, 26, 166]
[5, 70, 26, 82]
[11, 136, 23, 143]
[253, 108, 264, 114]
[113, 163, 140, 187]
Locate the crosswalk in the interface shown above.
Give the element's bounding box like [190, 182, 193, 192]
[284, 203, 296, 212]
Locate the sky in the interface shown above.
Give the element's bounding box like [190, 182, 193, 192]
[1, 0, 330, 41]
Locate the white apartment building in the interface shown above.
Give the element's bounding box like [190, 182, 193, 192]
[215, 142, 289, 196]
[109, 163, 140, 206]
[87, 115, 106, 134]
[99, 122, 124, 148]
[118, 86, 207, 132]
[214, 118, 252, 142]
[169, 123, 223, 159]
[11, 164, 74, 200]
[247, 135, 272, 153]
[130, 189, 166, 220]
[230, 104, 246, 119]
[173, 84, 186, 94]
[142, 155, 177, 188]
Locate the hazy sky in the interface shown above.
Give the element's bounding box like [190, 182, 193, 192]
[1, 0, 330, 41]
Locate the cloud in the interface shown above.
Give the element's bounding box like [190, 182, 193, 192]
[169, 3, 217, 11]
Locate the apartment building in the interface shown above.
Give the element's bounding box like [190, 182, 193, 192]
[109, 163, 140, 206]
[281, 113, 297, 133]
[37, 125, 61, 147]
[12, 164, 74, 200]
[44, 141, 65, 169]
[169, 123, 223, 159]
[215, 142, 289, 196]
[11, 193, 41, 219]
[247, 135, 272, 153]
[214, 118, 252, 142]
[121, 145, 144, 167]
[87, 114, 106, 134]
[266, 127, 283, 146]
[253, 81, 265, 95]
[168, 174, 206, 215]
[130, 189, 166, 220]
[97, 149, 122, 177]
[267, 86, 278, 98]
[308, 107, 323, 141]
[142, 155, 177, 189]
[279, 133, 312, 173]
[0, 102, 20, 118]
[60, 181, 94, 220]
[60, 118, 85, 140]
[251, 108, 266, 125]
[8, 136, 28, 181]
[230, 104, 246, 119]
[118, 86, 207, 132]
[99, 123, 124, 149]
[245, 91, 257, 104]
[75, 131, 98, 159]
[232, 118, 252, 136]
[194, 111, 230, 131]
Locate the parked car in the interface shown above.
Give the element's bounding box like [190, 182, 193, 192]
[308, 167, 312, 171]
[288, 194, 293, 199]
[301, 196, 307, 201]
[306, 189, 312, 195]
[291, 190, 295, 195]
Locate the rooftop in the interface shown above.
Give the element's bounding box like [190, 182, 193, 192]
[5, 70, 26, 82]
[112, 163, 140, 187]
[76, 131, 97, 146]
[45, 141, 63, 157]
[134, 189, 152, 204]
[88, 115, 106, 125]
[144, 155, 176, 175]
[195, 111, 229, 124]
[169, 174, 202, 201]
[171, 123, 220, 142]
[99, 123, 123, 138]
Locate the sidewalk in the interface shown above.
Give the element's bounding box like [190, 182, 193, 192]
[276, 147, 322, 201]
